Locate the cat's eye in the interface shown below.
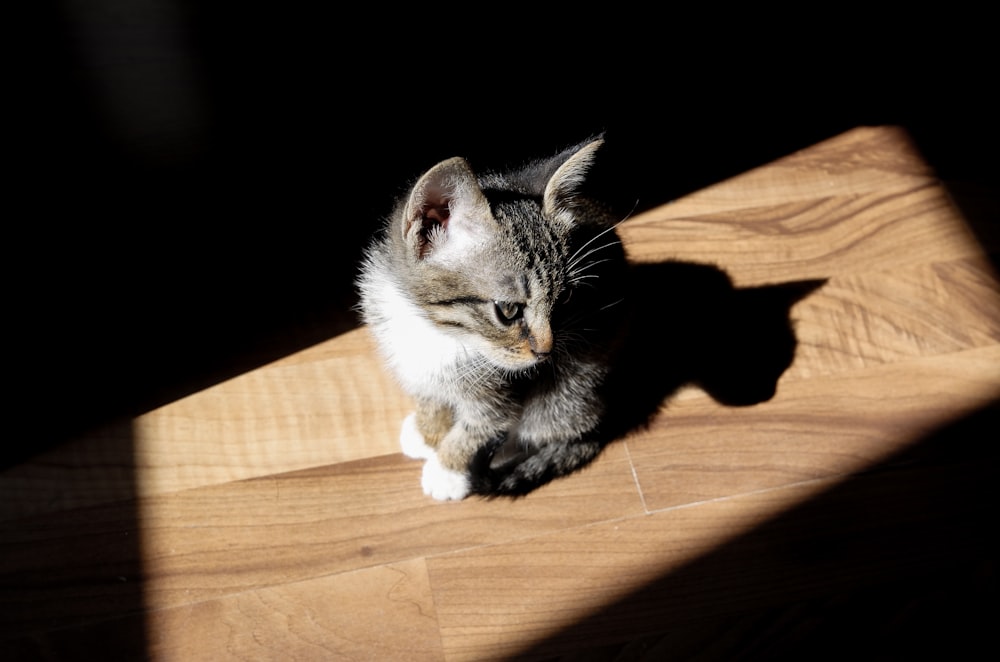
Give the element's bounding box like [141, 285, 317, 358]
[493, 300, 524, 325]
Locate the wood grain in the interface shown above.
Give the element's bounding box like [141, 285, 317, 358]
[627, 345, 999, 511]
[431, 443, 994, 661]
[144, 559, 445, 661]
[623, 180, 984, 286]
[2, 125, 998, 660]
[0, 445, 642, 638]
[0, 329, 408, 521]
[789, 255, 1000, 376]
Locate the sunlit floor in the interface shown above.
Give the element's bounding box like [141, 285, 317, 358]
[3, 126, 998, 660]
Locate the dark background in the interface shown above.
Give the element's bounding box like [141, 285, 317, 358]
[10, 4, 998, 463]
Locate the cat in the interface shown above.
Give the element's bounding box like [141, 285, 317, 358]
[357, 138, 630, 500]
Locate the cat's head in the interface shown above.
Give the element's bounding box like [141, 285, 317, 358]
[391, 139, 621, 373]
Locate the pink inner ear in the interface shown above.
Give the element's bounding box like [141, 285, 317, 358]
[423, 203, 450, 228]
[416, 203, 450, 258]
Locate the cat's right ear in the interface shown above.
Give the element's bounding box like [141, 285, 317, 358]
[543, 139, 604, 228]
[402, 157, 492, 261]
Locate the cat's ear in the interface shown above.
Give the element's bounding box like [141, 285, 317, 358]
[402, 157, 492, 261]
[542, 139, 603, 226]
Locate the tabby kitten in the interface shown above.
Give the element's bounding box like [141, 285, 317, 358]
[357, 139, 628, 499]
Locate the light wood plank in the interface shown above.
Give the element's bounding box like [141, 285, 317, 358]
[133, 328, 408, 493]
[428, 433, 995, 660]
[0, 444, 641, 637]
[6, 559, 446, 662]
[139, 443, 640, 612]
[0, 328, 410, 520]
[627, 345, 1000, 511]
[789, 255, 1000, 377]
[622, 180, 988, 286]
[422, 478, 829, 660]
[146, 559, 444, 662]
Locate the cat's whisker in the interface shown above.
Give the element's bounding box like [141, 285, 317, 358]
[617, 199, 640, 225]
[566, 219, 626, 268]
[566, 241, 622, 277]
[554, 332, 593, 355]
[567, 269, 612, 287]
[568, 258, 617, 281]
[568, 244, 621, 274]
[454, 352, 500, 390]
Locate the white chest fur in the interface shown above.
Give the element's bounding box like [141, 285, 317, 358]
[365, 278, 470, 397]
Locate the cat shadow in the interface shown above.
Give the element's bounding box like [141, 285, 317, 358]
[599, 261, 826, 441]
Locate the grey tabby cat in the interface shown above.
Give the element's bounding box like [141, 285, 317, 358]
[358, 138, 628, 499]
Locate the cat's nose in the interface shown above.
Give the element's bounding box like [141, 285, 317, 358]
[528, 331, 553, 360]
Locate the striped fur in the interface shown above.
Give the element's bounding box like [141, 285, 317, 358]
[358, 139, 628, 499]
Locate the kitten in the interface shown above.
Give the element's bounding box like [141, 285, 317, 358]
[357, 139, 629, 499]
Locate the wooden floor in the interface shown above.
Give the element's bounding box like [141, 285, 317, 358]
[3, 126, 998, 660]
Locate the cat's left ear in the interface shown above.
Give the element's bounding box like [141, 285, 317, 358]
[543, 139, 603, 227]
[402, 157, 493, 261]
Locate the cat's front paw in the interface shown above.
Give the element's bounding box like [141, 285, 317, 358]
[399, 413, 435, 460]
[421, 455, 470, 501]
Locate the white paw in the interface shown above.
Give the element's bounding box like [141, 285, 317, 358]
[421, 455, 470, 501]
[399, 413, 435, 460]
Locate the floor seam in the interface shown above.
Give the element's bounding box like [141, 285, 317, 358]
[622, 441, 650, 514]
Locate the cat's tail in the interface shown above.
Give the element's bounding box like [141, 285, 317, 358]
[468, 438, 605, 497]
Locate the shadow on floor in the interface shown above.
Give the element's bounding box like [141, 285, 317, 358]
[510, 400, 1000, 661]
[0, 419, 147, 659]
[604, 262, 826, 432]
